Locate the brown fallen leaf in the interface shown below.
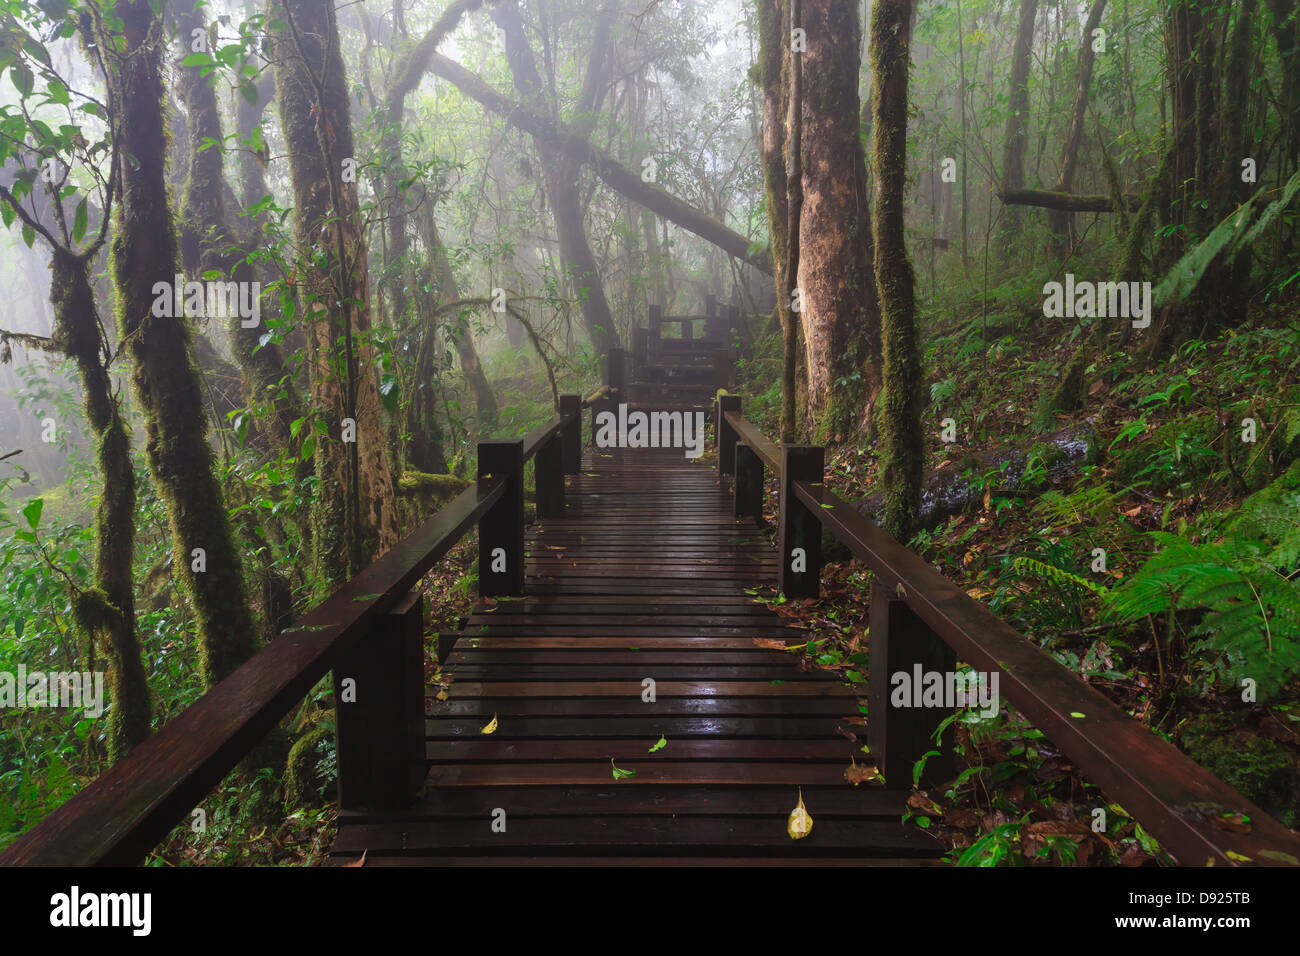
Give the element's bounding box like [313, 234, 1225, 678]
[836, 725, 861, 745]
[751, 638, 792, 650]
[908, 792, 943, 815]
[1213, 813, 1252, 834]
[343, 850, 367, 868]
[1025, 820, 1091, 838]
[844, 757, 879, 786]
[1122, 505, 1143, 517]
[944, 808, 980, 829]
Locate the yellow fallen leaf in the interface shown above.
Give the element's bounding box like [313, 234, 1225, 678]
[787, 788, 813, 840]
[481, 713, 498, 734]
[435, 689, 448, 701]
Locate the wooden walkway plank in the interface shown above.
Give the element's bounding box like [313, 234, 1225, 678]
[332, 405, 942, 865]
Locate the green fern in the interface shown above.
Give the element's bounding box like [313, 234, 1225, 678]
[1033, 484, 1124, 529]
[1101, 480, 1300, 698]
[1011, 556, 1110, 597]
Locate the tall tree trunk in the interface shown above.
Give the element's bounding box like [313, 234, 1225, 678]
[797, 0, 883, 442]
[757, 0, 797, 438]
[102, 1, 257, 687]
[272, 0, 399, 585]
[999, 0, 1039, 250]
[870, 0, 923, 540]
[493, 0, 619, 357]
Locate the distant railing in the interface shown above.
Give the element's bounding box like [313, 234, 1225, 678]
[0, 396, 587, 866]
[715, 395, 1300, 867]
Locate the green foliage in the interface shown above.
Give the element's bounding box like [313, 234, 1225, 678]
[1152, 168, 1300, 309]
[1102, 475, 1300, 699]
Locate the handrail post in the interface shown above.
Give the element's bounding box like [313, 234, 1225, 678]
[560, 393, 582, 471]
[716, 394, 741, 477]
[867, 583, 957, 789]
[777, 445, 823, 598]
[648, 304, 661, 364]
[735, 443, 763, 523]
[633, 327, 648, 370]
[335, 589, 425, 810]
[712, 347, 729, 391]
[535, 431, 565, 518]
[478, 439, 524, 596]
[607, 346, 626, 396]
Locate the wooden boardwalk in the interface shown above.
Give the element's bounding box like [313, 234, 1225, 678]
[331, 429, 944, 864]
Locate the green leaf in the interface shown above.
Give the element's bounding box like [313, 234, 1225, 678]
[20, 497, 43, 530]
[11, 62, 34, 97]
[72, 197, 87, 243]
[180, 52, 215, 68]
[648, 735, 666, 753]
[1069, 711, 1086, 718]
[610, 758, 636, 780]
[22, 222, 35, 249]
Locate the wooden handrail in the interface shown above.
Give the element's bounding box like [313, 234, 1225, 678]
[717, 399, 1300, 867]
[520, 408, 577, 461]
[0, 476, 506, 866]
[724, 410, 780, 471]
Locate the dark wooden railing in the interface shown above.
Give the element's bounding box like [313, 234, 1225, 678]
[716, 396, 1300, 867]
[0, 397, 587, 866]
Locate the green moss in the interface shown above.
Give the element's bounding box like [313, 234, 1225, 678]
[284, 715, 335, 810]
[1180, 714, 1299, 827]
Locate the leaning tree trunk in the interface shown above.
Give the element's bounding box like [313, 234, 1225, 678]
[51, 249, 150, 760]
[423, 210, 498, 429]
[493, 0, 619, 357]
[1048, 0, 1108, 250]
[103, 0, 257, 688]
[870, 0, 924, 541]
[272, 0, 399, 586]
[797, 0, 883, 443]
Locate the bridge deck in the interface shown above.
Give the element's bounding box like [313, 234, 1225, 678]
[330, 436, 943, 864]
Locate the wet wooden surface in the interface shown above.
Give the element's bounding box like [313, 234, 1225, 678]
[332, 436, 942, 865]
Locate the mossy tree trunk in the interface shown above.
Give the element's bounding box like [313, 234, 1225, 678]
[102, 0, 257, 687]
[52, 249, 150, 760]
[756, 0, 798, 439]
[797, 0, 882, 443]
[175, 0, 301, 455]
[271, 0, 400, 585]
[998, 0, 1038, 254]
[870, 0, 924, 541]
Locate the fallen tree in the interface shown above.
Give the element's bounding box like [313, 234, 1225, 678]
[424, 52, 772, 275]
[999, 187, 1142, 213]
